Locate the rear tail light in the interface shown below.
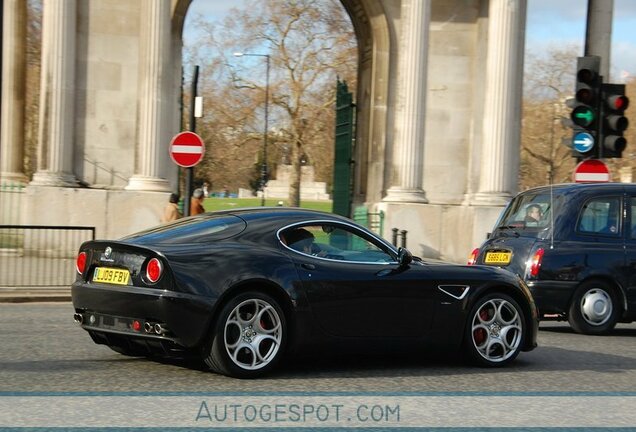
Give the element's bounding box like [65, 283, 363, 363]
[76, 252, 87, 274]
[467, 248, 480, 265]
[528, 248, 545, 277]
[146, 258, 163, 283]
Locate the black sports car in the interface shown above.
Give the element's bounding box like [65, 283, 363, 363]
[72, 208, 538, 378]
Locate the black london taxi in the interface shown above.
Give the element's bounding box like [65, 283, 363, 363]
[468, 182, 636, 335]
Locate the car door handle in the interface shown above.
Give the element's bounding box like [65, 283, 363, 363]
[301, 263, 315, 270]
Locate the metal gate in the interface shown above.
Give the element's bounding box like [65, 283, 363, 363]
[0, 225, 95, 287]
[332, 79, 355, 217]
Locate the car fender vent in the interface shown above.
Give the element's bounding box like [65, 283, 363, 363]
[438, 285, 470, 300]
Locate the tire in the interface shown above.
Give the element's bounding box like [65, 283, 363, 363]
[463, 293, 525, 367]
[568, 281, 619, 335]
[204, 291, 286, 378]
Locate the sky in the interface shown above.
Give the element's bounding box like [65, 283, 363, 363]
[184, 0, 636, 81]
[527, 0, 636, 81]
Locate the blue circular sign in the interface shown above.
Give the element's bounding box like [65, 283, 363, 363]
[573, 132, 595, 153]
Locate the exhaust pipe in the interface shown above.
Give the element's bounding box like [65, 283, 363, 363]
[73, 313, 84, 324]
[154, 323, 168, 335]
[144, 322, 154, 333]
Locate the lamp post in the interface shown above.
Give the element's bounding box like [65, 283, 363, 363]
[234, 52, 270, 206]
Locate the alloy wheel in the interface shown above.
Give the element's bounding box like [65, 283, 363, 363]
[471, 298, 523, 363]
[223, 298, 283, 371]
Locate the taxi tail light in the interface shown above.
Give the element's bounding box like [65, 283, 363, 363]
[76, 252, 87, 274]
[467, 248, 480, 265]
[146, 258, 163, 283]
[528, 248, 545, 277]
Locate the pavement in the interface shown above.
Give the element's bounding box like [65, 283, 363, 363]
[0, 288, 71, 303]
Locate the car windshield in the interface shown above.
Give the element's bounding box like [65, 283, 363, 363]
[494, 191, 564, 237]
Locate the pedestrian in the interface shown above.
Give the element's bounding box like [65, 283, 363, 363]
[190, 188, 205, 215]
[161, 193, 182, 223]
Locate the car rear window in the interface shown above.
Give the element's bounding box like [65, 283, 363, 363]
[494, 192, 563, 236]
[122, 215, 247, 245]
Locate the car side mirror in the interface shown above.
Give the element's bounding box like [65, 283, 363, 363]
[397, 247, 413, 267]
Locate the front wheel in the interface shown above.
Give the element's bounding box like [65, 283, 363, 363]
[568, 281, 619, 335]
[204, 291, 286, 378]
[464, 293, 525, 367]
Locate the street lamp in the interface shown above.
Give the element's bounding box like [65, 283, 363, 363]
[234, 52, 270, 206]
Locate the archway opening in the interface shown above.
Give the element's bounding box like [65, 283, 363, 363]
[176, 0, 362, 207]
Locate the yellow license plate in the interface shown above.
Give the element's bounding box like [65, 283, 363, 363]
[93, 267, 130, 285]
[484, 251, 512, 265]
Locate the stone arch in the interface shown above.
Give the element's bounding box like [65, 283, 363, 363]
[169, 0, 395, 206]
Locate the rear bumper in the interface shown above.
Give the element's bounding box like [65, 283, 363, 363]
[526, 280, 577, 316]
[71, 282, 217, 351]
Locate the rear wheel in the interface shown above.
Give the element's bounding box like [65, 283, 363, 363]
[204, 291, 286, 378]
[568, 281, 619, 335]
[464, 293, 525, 367]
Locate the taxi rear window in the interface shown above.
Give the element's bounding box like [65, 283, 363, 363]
[495, 193, 560, 232]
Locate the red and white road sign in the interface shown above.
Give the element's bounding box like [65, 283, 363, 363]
[573, 159, 611, 183]
[169, 131, 205, 168]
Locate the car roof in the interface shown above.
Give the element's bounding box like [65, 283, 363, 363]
[518, 182, 633, 195]
[208, 207, 353, 223]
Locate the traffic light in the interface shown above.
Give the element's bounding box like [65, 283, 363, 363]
[599, 83, 629, 158]
[569, 56, 601, 158]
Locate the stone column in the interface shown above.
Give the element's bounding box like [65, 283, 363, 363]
[383, 0, 430, 203]
[0, 0, 28, 185]
[472, 0, 527, 206]
[125, 0, 171, 191]
[30, 0, 78, 187]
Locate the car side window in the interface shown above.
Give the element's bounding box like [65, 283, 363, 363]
[281, 224, 395, 263]
[577, 197, 621, 236]
[630, 197, 636, 239]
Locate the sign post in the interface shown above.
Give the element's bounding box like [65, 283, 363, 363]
[573, 159, 610, 183]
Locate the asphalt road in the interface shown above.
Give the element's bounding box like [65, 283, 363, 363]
[0, 302, 635, 394]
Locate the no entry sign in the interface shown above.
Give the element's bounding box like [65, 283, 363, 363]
[169, 131, 205, 168]
[573, 159, 610, 183]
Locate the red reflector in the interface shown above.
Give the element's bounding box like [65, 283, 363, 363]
[529, 248, 545, 277]
[132, 320, 141, 332]
[467, 248, 480, 265]
[146, 258, 163, 283]
[76, 252, 87, 274]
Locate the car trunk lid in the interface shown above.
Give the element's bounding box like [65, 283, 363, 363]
[476, 235, 541, 278]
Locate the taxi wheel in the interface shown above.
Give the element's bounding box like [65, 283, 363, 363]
[568, 281, 619, 335]
[204, 291, 286, 378]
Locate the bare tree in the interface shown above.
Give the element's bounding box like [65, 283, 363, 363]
[24, 0, 43, 179]
[520, 46, 579, 189]
[185, 0, 357, 205]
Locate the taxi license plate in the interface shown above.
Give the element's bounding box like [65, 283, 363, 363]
[484, 251, 511, 265]
[93, 267, 130, 285]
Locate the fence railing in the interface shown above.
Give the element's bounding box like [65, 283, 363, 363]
[0, 182, 24, 225]
[0, 225, 95, 287]
[353, 206, 385, 235]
